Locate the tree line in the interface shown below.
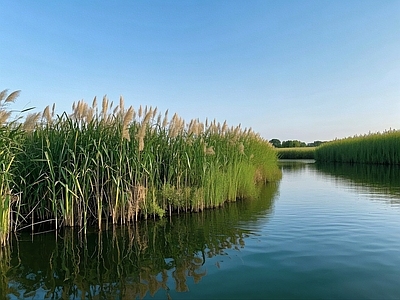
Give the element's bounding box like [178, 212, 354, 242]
[269, 139, 326, 148]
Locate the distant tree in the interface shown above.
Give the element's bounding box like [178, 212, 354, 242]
[281, 140, 306, 148]
[307, 141, 326, 147]
[269, 138, 281, 148]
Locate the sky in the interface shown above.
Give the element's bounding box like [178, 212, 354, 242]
[1, 0, 399, 143]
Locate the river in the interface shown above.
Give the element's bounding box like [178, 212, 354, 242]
[2, 160, 400, 299]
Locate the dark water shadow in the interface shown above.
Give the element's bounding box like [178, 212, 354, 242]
[0, 183, 279, 299]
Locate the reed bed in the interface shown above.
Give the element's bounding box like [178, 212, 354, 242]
[276, 147, 315, 159]
[0, 91, 280, 245]
[315, 130, 400, 165]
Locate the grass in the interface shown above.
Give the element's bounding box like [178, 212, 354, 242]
[0, 91, 281, 246]
[276, 147, 315, 159]
[315, 130, 400, 165]
[0, 90, 23, 247]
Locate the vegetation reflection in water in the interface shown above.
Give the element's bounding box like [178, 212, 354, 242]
[315, 162, 400, 205]
[0, 183, 279, 299]
[279, 160, 400, 200]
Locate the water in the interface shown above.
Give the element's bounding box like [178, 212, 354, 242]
[2, 160, 400, 299]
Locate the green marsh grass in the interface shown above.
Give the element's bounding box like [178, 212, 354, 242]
[0, 90, 23, 247]
[315, 130, 400, 164]
[276, 147, 315, 159]
[0, 93, 281, 244]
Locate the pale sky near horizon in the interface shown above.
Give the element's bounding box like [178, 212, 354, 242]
[1, 1, 399, 143]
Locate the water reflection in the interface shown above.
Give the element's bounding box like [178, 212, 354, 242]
[278, 159, 316, 172]
[315, 162, 400, 206]
[278, 160, 400, 205]
[1, 184, 279, 299]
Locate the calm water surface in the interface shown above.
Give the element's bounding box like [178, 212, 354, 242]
[2, 161, 400, 299]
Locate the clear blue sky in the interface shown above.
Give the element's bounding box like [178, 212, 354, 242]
[1, 0, 399, 143]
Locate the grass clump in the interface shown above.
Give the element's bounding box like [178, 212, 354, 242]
[315, 130, 400, 165]
[0, 91, 281, 243]
[276, 147, 315, 159]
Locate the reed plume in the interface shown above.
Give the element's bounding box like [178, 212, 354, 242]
[0, 111, 11, 125]
[221, 120, 228, 134]
[42, 105, 52, 124]
[0, 90, 7, 102]
[4, 90, 20, 103]
[205, 146, 215, 155]
[51, 103, 56, 118]
[92, 96, 97, 109]
[122, 106, 134, 141]
[23, 112, 41, 132]
[156, 113, 162, 125]
[102, 95, 108, 120]
[238, 143, 245, 155]
[162, 110, 169, 128]
[119, 95, 125, 115]
[135, 109, 153, 151]
[138, 105, 143, 119]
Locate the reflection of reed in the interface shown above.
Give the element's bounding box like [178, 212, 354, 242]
[316, 163, 400, 203]
[0, 244, 11, 295]
[1, 181, 279, 299]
